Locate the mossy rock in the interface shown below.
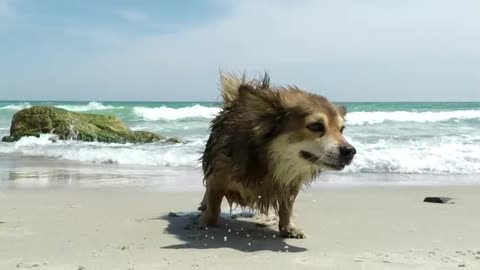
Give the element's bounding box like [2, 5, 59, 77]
[1, 106, 178, 144]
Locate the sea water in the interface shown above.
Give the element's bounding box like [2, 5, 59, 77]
[0, 101, 479, 187]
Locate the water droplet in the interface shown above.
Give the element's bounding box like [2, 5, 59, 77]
[273, 235, 276, 238]
[248, 242, 251, 246]
[258, 195, 262, 199]
[228, 229, 232, 233]
[211, 236, 214, 240]
[284, 245, 289, 249]
[224, 236, 228, 242]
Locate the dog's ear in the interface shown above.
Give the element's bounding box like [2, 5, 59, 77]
[238, 84, 275, 113]
[337, 105, 347, 118]
[238, 84, 279, 139]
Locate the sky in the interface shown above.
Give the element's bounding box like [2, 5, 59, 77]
[0, 0, 479, 102]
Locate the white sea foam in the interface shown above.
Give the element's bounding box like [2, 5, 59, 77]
[133, 105, 220, 121]
[56, 101, 123, 111]
[1, 134, 480, 174]
[345, 136, 480, 174]
[0, 135, 202, 167]
[347, 110, 480, 125]
[0, 102, 31, 110]
[133, 106, 480, 124]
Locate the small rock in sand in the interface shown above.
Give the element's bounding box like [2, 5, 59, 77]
[16, 263, 42, 268]
[423, 197, 454, 204]
[458, 264, 466, 267]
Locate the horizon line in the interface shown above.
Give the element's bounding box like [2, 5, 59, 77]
[1, 99, 480, 103]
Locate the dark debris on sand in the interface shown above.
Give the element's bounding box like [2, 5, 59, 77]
[423, 197, 454, 204]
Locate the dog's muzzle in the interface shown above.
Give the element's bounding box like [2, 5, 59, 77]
[300, 144, 356, 170]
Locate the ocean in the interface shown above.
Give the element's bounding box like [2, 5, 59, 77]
[0, 101, 479, 188]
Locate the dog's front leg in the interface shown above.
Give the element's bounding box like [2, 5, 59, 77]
[278, 188, 306, 239]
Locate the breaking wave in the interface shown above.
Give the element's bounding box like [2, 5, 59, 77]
[56, 101, 123, 111]
[0, 102, 31, 110]
[0, 135, 203, 167]
[1, 134, 480, 174]
[344, 136, 480, 174]
[133, 105, 220, 121]
[347, 110, 480, 125]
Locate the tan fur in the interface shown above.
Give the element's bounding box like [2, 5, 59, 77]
[219, 72, 244, 104]
[199, 72, 356, 238]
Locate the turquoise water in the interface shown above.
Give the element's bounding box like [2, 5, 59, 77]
[1, 101, 479, 175]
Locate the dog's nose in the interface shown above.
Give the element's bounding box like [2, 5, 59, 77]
[339, 145, 356, 158]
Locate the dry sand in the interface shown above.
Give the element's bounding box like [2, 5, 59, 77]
[1, 185, 480, 270]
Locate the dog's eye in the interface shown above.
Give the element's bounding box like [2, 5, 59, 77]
[306, 122, 325, 132]
[340, 126, 345, 133]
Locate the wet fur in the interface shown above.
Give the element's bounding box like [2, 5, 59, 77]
[199, 72, 352, 238]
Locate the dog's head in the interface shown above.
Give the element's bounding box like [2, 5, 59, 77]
[237, 78, 355, 173]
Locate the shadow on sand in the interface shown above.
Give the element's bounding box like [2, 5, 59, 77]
[153, 212, 307, 253]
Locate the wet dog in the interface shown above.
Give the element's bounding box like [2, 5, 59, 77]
[198, 73, 356, 238]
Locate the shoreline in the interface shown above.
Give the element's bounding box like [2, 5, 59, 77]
[1, 185, 480, 269]
[1, 154, 480, 190]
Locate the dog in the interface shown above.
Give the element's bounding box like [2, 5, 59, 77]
[198, 72, 356, 238]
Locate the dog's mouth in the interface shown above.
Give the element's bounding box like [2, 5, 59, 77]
[299, 150, 346, 171]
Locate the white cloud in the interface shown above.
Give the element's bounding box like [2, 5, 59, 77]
[79, 0, 480, 101]
[117, 9, 149, 22]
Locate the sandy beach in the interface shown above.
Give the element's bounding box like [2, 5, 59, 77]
[1, 185, 479, 270]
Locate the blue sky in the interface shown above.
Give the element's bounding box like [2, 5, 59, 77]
[1, 0, 479, 101]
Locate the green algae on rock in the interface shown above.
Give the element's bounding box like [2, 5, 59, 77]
[1, 106, 174, 144]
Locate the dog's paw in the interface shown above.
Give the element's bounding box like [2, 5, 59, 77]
[184, 222, 209, 231]
[280, 227, 307, 239]
[194, 213, 219, 229]
[184, 219, 212, 231]
[198, 203, 207, 212]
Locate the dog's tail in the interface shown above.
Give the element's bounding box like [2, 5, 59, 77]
[219, 71, 270, 104]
